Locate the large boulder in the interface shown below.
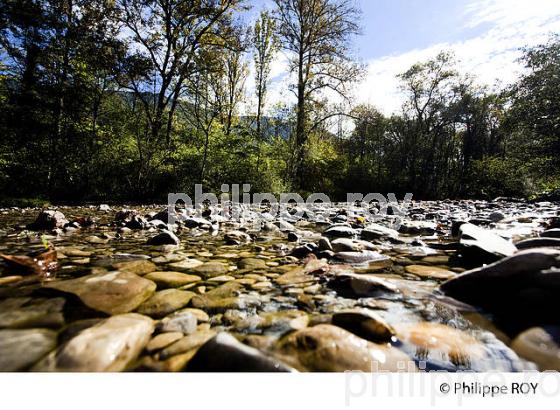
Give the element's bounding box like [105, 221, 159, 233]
[440, 249, 560, 329]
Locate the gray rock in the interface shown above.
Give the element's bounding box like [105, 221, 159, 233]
[331, 238, 360, 252]
[328, 272, 399, 297]
[0, 328, 57, 371]
[318, 237, 333, 251]
[184, 217, 212, 229]
[157, 311, 198, 334]
[224, 230, 251, 245]
[287, 232, 300, 242]
[488, 211, 506, 222]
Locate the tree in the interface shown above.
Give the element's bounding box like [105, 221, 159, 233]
[117, 0, 244, 185]
[508, 35, 560, 180]
[397, 51, 460, 197]
[220, 31, 248, 137]
[252, 10, 278, 142]
[273, 0, 362, 187]
[0, 0, 126, 199]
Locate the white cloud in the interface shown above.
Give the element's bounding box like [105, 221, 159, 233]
[356, 0, 560, 115]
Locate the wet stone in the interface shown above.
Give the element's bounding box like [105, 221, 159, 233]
[331, 309, 395, 343]
[440, 249, 560, 327]
[28, 210, 68, 230]
[456, 222, 517, 265]
[395, 322, 527, 371]
[112, 260, 157, 275]
[515, 237, 560, 249]
[324, 225, 357, 238]
[238, 258, 267, 270]
[147, 230, 180, 246]
[0, 297, 65, 329]
[335, 250, 390, 264]
[0, 328, 58, 371]
[511, 326, 560, 371]
[273, 324, 414, 372]
[159, 329, 217, 359]
[136, 289, 195, 318]
[157, 311, 198, 334]
[144, 271, 202, 288]
[34, 313, 154, 372]
[192, 262, 229, 278]
[44, 271, 156, 315]
[168, 258, 204, 271]
[146, 332, 184, 353]
[185, 332, 294, 372]
[404, 265, 456, 280]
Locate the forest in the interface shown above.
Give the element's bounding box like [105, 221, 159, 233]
[0, 0, 559, 204]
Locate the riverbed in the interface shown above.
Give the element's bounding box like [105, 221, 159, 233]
[1, 200, 559, 372]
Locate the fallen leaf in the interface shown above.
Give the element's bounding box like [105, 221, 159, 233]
[0, 246, 58, 278]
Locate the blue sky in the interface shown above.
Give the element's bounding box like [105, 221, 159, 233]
[246, 0, 560, 114]
[356, 0, 490, 60]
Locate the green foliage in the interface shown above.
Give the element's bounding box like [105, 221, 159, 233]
[467, 157, 531, 198]
[0, 2, 558, 203]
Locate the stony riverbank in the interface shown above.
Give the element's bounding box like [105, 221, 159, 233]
[1, 200, 559, 372]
